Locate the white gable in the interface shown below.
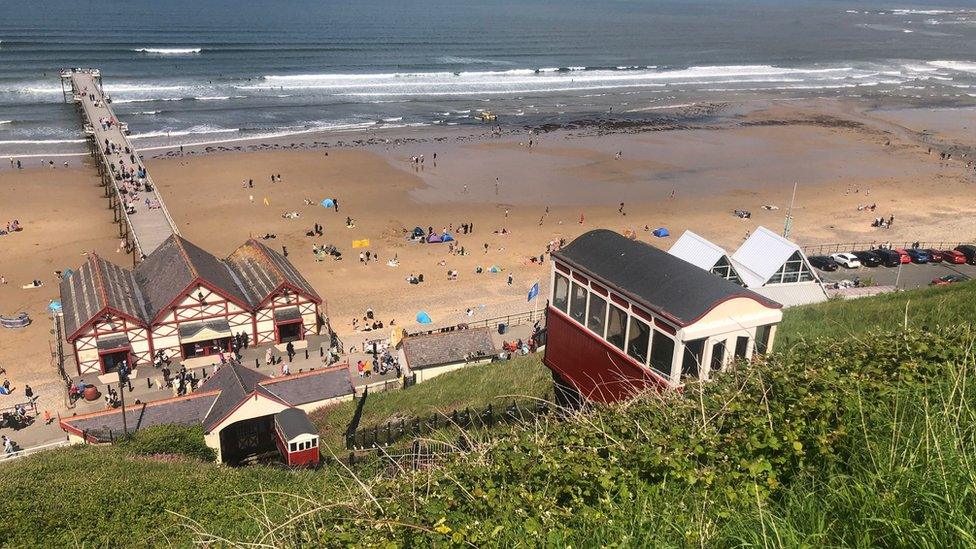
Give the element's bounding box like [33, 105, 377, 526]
[731, 226, 809, 287]
[668, 230, 728, 271]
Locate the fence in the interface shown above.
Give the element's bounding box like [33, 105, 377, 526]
[0, 439, 71, 463]
[801, 241, 967, 257]
[467, 308, 547, 330]
[346, 397, 553, 451]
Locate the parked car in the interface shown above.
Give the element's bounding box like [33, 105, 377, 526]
[852, 250, 882, 267]
[808, 255, 839, 271]
[931, 274, 970, 286]
[941, 249, 967, 264]
[831, 253, 862, 269]
[873, 249, 903, 267]
[955, 245, 976, 265]
[905, 248, 931, 264]
[892, 248, 912, 264]
[923, 249, 944, 263]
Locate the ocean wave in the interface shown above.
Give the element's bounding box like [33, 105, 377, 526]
[928, 60, 976, 73]
[0, 120, 11, 125]
[381, 117, 402, 122]
[129, 126, 239, 139]
[133, 47, 202, 55]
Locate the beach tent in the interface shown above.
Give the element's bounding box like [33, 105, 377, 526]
[441, 233, 455, 242]
[48, 300, 63, 313]
[62, 268, 75, 279]
[427, 234, 443, 243]
[411, 227, 425, 238]
[652, 227, 670, 238]
[321, 199, 334, 209]
[488, 265, 501, 273]
[416, 311, 433, 324]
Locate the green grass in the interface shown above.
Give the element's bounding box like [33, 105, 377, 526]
[0, 446, 321, 547]
[310, 354, 551, 452]
[779, 280, 975, 342]
[3, 282, 976, 547]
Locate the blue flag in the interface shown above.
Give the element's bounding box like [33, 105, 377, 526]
[527, 282, 540, 302]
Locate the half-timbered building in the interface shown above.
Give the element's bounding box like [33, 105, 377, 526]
[60, 235, 323, 376]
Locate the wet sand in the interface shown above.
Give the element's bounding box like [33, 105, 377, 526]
[2, 99, 975, 389]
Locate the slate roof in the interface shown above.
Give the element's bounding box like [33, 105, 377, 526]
[60, 363, 354, 440]
[402, 327, 496, 370]
[275, 407, 317, 441]
[60, 255, 149, 337]
[198, 363, 278, 432]
[260, 366, 354, 406]
[227, 240, 322, 304]
[60, 235, 321, 341]
[553, 230, 781, 327]
[60, 392, 220, 440]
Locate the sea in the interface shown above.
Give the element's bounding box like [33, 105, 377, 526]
[1, 0, 975, 157]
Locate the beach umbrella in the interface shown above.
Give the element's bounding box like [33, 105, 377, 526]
[416, 311, 433, 324]
[321, 198, 335, 208]
[652, 227, 670, 238]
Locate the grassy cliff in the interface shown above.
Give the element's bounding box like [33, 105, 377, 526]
[2, 282, 974, 547]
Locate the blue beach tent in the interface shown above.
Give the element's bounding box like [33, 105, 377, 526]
[321, 198, 335, 208]
[652, 227, 670, 238]
[416, 311, 433, 324]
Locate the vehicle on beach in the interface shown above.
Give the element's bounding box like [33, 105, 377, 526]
[923, 249, 943, 263]
[808, 255, 839, 271]
[872, 249, 903, 267]
[905, 248, 931, 264]
[892, 249, 912, 264]
[931, 274, 970, 286]
[941, 249, 967, 264]
[852, 250, 882, 267]
[831, 253, 861, 269]
[475, 111, 497, 122]
[954, 245, 976, 265]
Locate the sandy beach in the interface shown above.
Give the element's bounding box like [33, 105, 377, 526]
[2, 99, 975, 388]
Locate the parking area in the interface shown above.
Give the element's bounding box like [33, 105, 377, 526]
[815, 261, 976, 290]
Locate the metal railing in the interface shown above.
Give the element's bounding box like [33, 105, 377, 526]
[801, 241, 969, 257]
[467, 308, 547, 330]
[0, 439, 71, 463]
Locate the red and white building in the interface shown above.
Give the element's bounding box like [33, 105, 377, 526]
[60, 362, 353, 465]
[544, 230, 783, 404]
[60, 235, 323, 377]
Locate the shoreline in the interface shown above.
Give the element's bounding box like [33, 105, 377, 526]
[3, 95, 975, 167]
[3, 97, 976, 389]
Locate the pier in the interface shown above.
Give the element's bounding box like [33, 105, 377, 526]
[60, 68, 179, 262]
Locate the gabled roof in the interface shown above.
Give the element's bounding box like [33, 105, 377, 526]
[751, 282, 829, 307]
[730, 226, 811, 288]
[60, 235, 322, 340]
[60, 254, 149, 338]
[60, 363, 355, 440]
[668, 230, 731, 272]
[198, 362, 277, 432]
[553, 230, 781, 327]
[135, 235, 252, 319]
[226, 239, 322, 305]
[402, 327, 497, 370]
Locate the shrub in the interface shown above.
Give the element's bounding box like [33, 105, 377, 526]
[117, 424, 216, 461]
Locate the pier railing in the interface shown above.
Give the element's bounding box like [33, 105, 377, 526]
[800, 241, 969, 256]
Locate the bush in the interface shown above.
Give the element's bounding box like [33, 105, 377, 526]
[117, 424, 216, 461]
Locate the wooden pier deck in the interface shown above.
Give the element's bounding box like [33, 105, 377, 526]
[61, 68, 179, 261]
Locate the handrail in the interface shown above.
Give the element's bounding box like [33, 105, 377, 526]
[0, 439, 71, 463]
[800, 240, 971, 256]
